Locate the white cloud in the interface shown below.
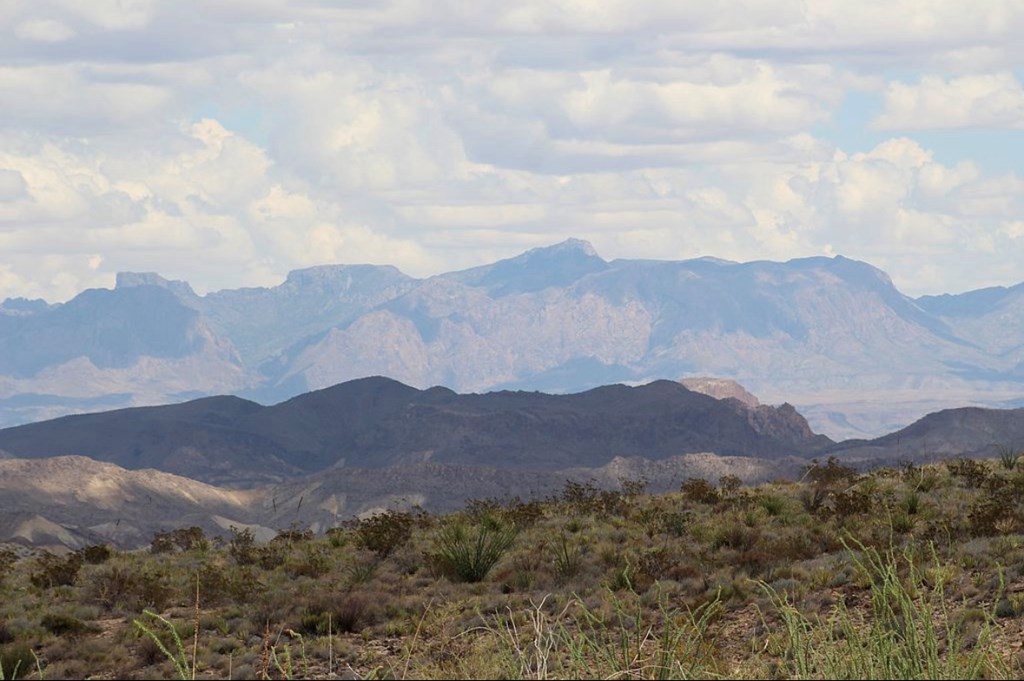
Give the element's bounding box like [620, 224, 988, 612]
[52, 0, 156, 30]
[0, 169, 27, 201]
[875, 72, 1024, 129]
[0, 64, 173, 133]
[0, 0, 1023, 302]
[15, 18, 76, 42]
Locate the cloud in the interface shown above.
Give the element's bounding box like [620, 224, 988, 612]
[0, 0, 1023, 302]
[0, 169, 27, 201]
[51, 0, 156, 31]
[15, 18, 76, 42]
[0, 64, 173, 133]
[875, 72, 1024, 130]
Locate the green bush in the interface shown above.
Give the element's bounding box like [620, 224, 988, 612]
[355, 510, 414, 558]
[431, 518, 518, 583]
[0, 644, 36, 680]
[946, 458, 990, 489]
[29, 553, 82, 589]
[40, 613, 94, 638]
[680, 478, 720, 505]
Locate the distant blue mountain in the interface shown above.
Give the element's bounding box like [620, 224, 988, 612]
[2, 239, 1023, 438]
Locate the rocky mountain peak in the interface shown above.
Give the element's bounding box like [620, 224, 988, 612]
[680, 377, 761, 408]
[115, 272, 196, 299]
[282, 264, 411, 291]
[540, 238, 601, 258]
[448, 237, 608, 295]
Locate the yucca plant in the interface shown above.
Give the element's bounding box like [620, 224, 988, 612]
[432, 517, 518, 583]
[997, 445, 1022, 471]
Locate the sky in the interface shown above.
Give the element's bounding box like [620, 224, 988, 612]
[1, 0, 1024, 302]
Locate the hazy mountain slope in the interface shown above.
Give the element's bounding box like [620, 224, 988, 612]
[268, 243, 1012, 437]
[0, 285, 250, 428]
[0, 377, 831, 485]
[0, 456, 259, 550]
[917, 284, 1024, 360]
[3, 239, 1024, 437]
[0, 396, 300, 486]
[827, 406, 1024, 464]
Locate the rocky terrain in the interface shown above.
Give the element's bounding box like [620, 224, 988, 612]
[4, 239, 1024, 439]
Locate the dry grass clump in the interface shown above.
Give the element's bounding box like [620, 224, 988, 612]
[1, 458, 1024, 679]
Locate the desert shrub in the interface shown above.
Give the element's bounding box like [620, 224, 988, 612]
[606, 557, 636, 592]
[78, 544, 113, 565]
[344, 553, 380, 586]
[804, 457, 858, 488]
[968, 483, 1023, 536]
[257, 542, 287, 571]
[501, 497, 546, 528]
[620, 476, 650, 498]
[901, 490, 922, 515]
[759, 494, 787, 517]
[29, 552, 82, 589]
[680, 478, 720, 505]
[284, 544, 332, 579]
[227, 526, 259, 566]
[224, 526, 285, 568]
[719, 474, 743, 495]
[272, 525, 314, 545]
[355, 510, 414, 558]
[994, 598, 1017, 619]
[297, 592, 378, 635]
[660, 510, 689, 537]
[40, 613, 94, 638]
[632, 546, 678, 590]
[198, 563, 262, 607]
[172, 526, 207, 551]
[946, 458, 990, 489]
[764, 532, 819, 563]
[0, 643, 35, 680]
[551, 532, 583, 584]
[798, 457, 859, 515]
[463, 497, 502, 521]
[149, 532, 176, 555]
[997, 446, 1022, 471]
[890, 511, 916, 534]
[150, 526, 207, 555]
[712, 521, 760, 552]
[325, 527, 348, 548]
[431, 518, 518, 583]
[799, 486, 828, 513]
[0, 548, 17, 582]
[88, 563, 175, 612]
[560, 479, 625, 516]
[831, 489, 873, 521]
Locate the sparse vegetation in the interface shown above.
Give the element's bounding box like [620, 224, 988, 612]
[1, 457, 1023, 679]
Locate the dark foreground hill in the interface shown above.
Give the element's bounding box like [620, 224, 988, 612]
[0, 376, 830, 486]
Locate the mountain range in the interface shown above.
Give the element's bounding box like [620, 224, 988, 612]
[0, 374, 1022, 551]
[3, 238, 1024, 439]
[0, 376, 829, 487]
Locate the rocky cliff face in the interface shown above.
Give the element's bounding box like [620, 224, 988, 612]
[681, 377, 760, 407]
